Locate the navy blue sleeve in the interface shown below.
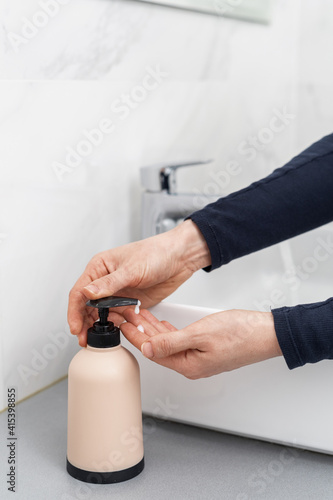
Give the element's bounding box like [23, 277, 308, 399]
[188, 133, 333, 369]
[272, 298, 333, 369]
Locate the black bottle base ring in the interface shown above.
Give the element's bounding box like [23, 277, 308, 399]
[66, 457, 144, 484]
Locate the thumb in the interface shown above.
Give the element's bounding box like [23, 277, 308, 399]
[141, 329, 193, 359]
[83, 269, 128, 298]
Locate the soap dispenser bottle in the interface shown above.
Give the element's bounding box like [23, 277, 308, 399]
[67, 296, 144, 484]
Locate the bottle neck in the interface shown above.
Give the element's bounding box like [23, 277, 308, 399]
[86, 344, 122, 353]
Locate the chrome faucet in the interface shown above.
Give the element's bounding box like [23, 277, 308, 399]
[140, 160, 218, 238]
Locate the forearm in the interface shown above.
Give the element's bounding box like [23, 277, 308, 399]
[188, 133, 333, 270]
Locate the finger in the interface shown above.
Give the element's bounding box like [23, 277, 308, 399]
[143, 350, 190, 373]
[76, 307, 99, 346]
[78, 332, 87, 347]
[108, 311, 125, 327]
[122, 309, 161, 337]
[121, 322, 194, 375]
[160, 320, 177, 332]
[83, 269, 130, 299]
[139, 309, 176, 333]
[67, 266, 99, 332]
[68, 288, 90, 335]
[141, 329, 194, 359]
[120, 322, 149, 350]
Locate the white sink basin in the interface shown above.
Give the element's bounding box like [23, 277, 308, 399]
[123, 301, 333, 455]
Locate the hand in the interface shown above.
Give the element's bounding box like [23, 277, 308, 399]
[120, 308, 282, 379]
[68, 221, 211, 346]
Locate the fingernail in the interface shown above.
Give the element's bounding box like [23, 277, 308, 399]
[142, 342, 154, 358]
[84, 284, 99, 294]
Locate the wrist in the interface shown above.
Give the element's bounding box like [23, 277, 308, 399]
[259, 312, 283, 359]
[171, 220, 212, 272]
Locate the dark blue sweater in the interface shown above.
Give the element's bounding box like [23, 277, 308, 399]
[189, 134, 333, 369]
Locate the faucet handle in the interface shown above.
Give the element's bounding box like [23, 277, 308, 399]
[140, 159, 213, 194]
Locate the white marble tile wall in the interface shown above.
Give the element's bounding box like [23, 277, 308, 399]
[0, 0, 332, 409]
[287, 0, 333, 307]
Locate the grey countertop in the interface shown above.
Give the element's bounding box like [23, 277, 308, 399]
[1, 378, 333, 500]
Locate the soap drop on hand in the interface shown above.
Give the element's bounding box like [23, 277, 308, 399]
[134, 300, 141, 315]
[137, 324, 144, 333]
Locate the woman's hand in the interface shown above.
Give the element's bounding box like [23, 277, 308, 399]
[120, 308, 282, 378]
[68, 221, 211, 346]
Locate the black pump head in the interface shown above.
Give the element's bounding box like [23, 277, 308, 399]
[86, 295, 139, 348]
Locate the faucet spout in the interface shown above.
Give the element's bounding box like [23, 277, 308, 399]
[140, 160, 217, 238]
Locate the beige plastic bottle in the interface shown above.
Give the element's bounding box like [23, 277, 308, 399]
[67, 296, 144, 484]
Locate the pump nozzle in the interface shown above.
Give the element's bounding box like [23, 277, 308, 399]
[86, 296, 139, 348]
[87, 296, 139, 310]
[98, 308, 109, 326]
